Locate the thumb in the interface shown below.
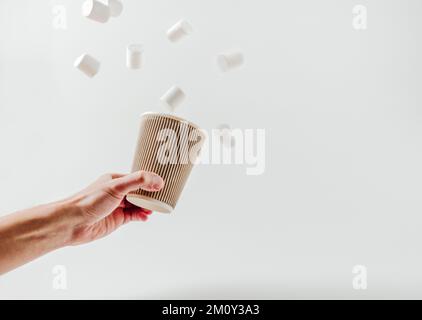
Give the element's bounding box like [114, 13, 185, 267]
[105, 171, 164, 199]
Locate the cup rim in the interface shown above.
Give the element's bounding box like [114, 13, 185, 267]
[126, 194, 173, 214]
[141, 112, 202, 130]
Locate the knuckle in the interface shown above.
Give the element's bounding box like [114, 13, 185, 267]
[96, 173, 113, 183]
[137, 171, 147, 184]
[105, 183, 124, 200]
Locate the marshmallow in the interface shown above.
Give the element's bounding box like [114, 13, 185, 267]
[160, 86, 186, 112]
[74, 54, 100, 78]
[106, 0, 123, 17]
[217, 51, 244, 72]
[126, 44, 143, 69]
[217, 124, 235, 147]
[82, 0, 110, 23]
[167, 20, 193, 43]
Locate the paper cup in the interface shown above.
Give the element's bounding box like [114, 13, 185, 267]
[127, 112, 205, 213]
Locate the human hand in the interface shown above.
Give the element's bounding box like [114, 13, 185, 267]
[64, 171, 164, 246]
[0, 171, 164, 275]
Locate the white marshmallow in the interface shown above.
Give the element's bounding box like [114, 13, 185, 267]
[82, 0, 110, 23]
[74, 54, 100, 78]
[106, 0, 123, 17]
[167, 20, 193, 43]
[217, 51, 244, 72]
[160, 86, 186, 112]
[217, 124, 235, 148]
[126, 44, 143, 69]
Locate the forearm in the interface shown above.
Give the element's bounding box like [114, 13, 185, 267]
[0, 171, 161, 275]
[0, 201, 76, 275]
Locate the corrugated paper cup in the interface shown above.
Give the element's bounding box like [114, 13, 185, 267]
[126, 112, 205, 213]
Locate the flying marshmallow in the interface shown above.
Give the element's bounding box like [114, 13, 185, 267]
[82, 0, 111, 23]
[106, 0, 123, 17]
[217, 51, 244, 72]
[126, 44, 143, 69]
[167, 20, 193, 43]
[74, 54, 101, 78]
[216, 124, 235, 148]
[160, 86, 186, 112]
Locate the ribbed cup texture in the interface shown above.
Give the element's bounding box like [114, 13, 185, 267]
[129, 113, 204, 211]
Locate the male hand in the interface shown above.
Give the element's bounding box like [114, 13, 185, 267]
[66, 171, 164, 245]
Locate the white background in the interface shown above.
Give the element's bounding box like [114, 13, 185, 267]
[1, 0, 422, 299]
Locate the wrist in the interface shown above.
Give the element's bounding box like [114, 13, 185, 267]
[0, 198, 86, 275]
[44, 199, 84, 248]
